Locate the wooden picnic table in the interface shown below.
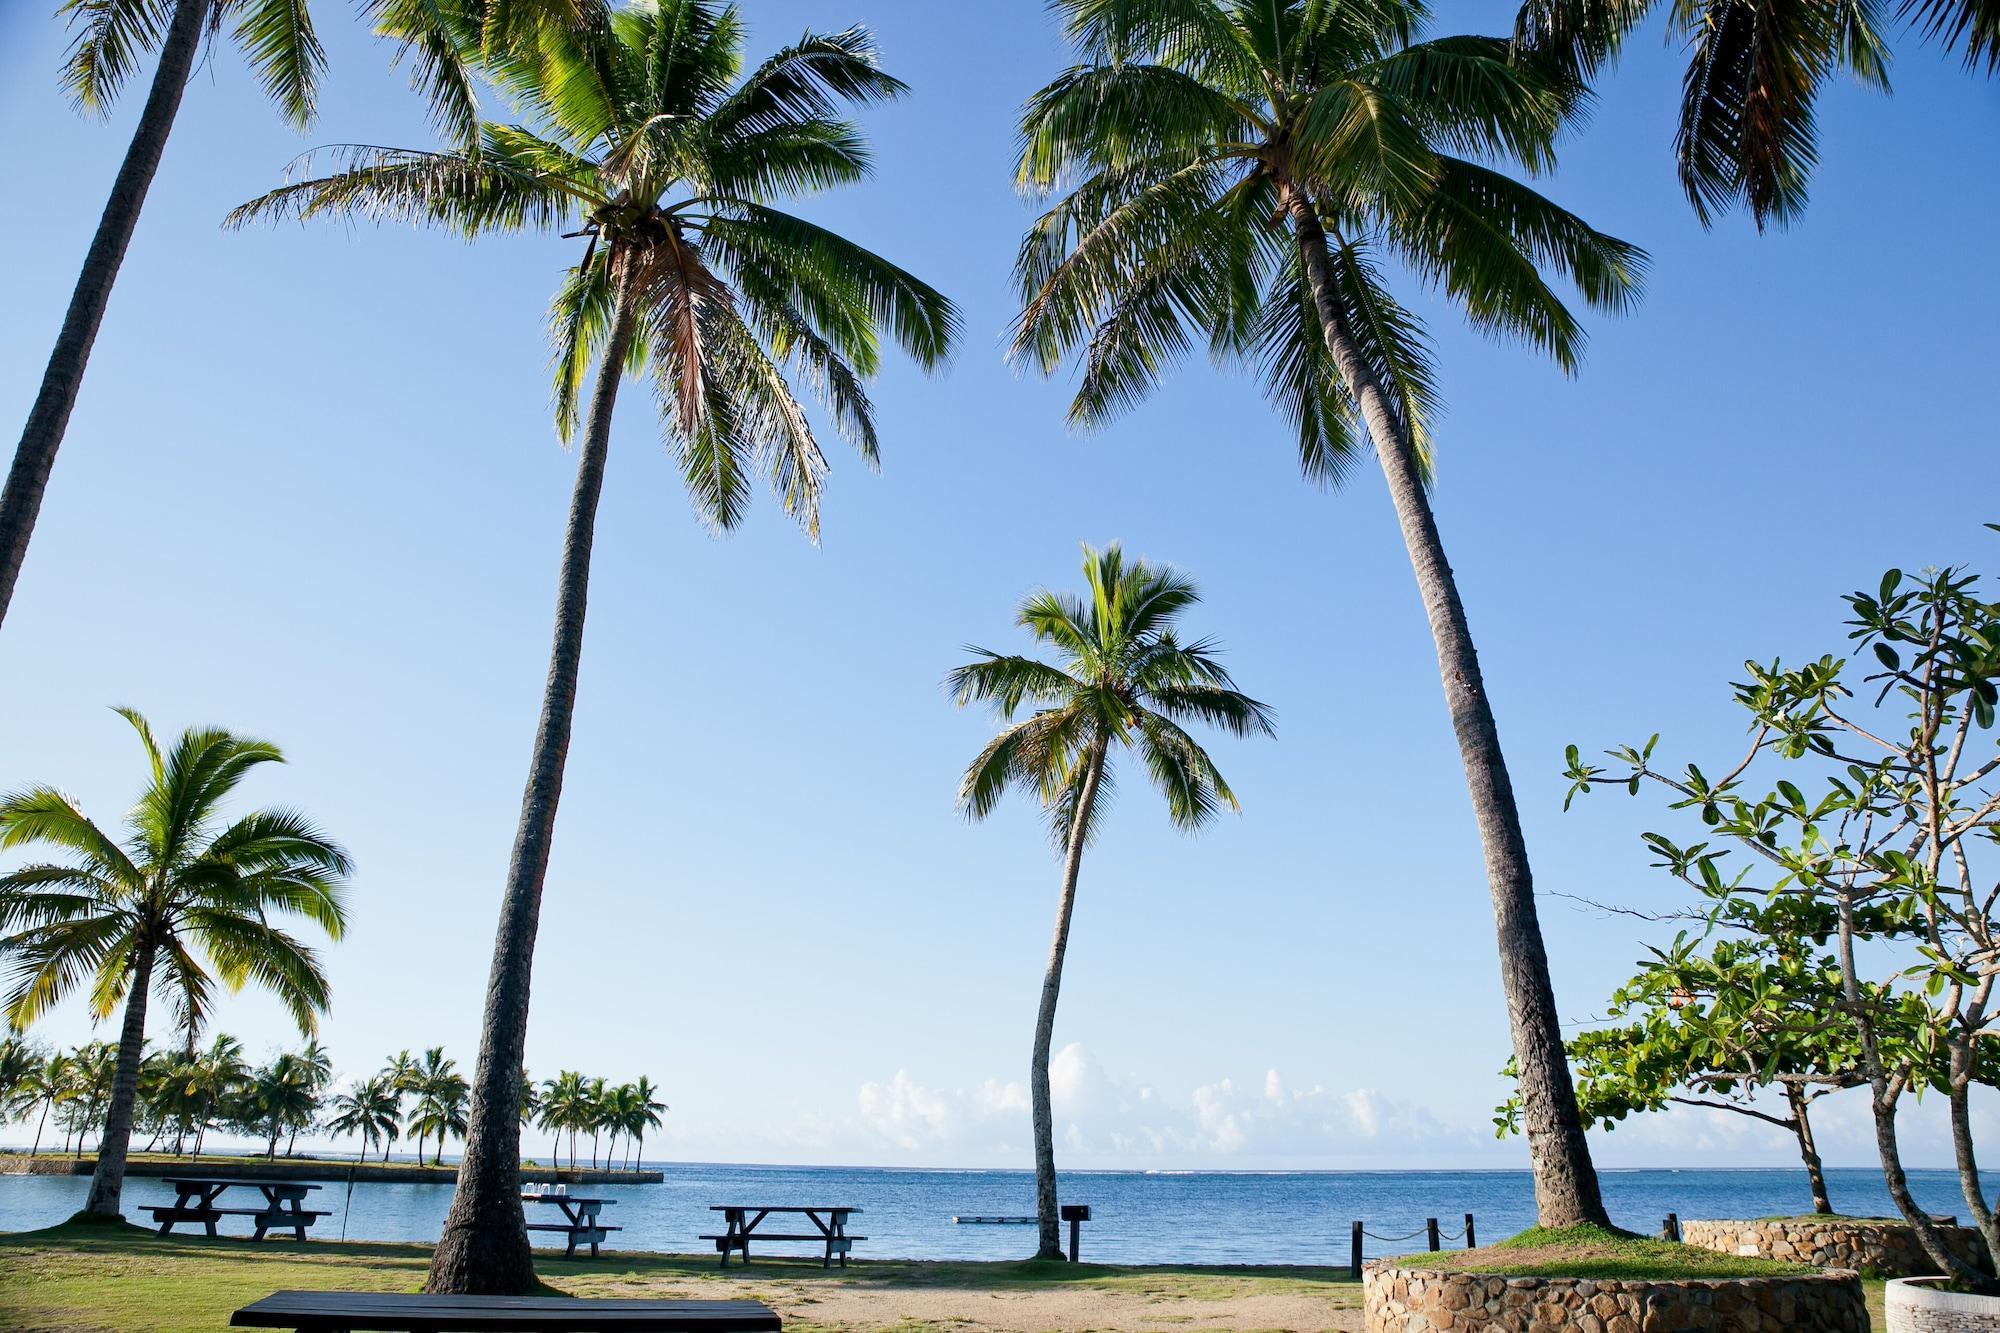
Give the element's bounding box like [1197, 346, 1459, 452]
[699, 1206, 864, 1269]
[152, 1177, 327, 1241]
[229, 1291, 780, 1331]
[521, 1190, 622, 1259]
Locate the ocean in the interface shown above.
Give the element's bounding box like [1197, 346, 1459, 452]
[0, 1164, 1985, 1265]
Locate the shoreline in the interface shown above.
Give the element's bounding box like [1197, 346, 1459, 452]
[0, 1153, 660, 1186]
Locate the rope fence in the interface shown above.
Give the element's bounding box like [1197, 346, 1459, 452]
[1348, 1214, 1477, 1274]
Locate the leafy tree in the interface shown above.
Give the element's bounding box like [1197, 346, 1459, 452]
[327, 1074, 401, 1162]
[1513, 0, 1998, 229]
[0, 708, 349, 1218]
[952, 543, 1270, 1259]
[230, 0, 956, 1295]
[1497, 911, 1936, 1214]
[1011, 0, 1641, 1230]
[0, 0, 553, 632]
[1563, 537, 2000, 1287]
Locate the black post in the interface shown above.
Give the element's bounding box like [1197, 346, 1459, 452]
[1464, 1213, 1475, 1249]
[1060, 1204, 1090, 1263]
[1664, 1212, 1681, 1242]
[1068, 1214, 1080, 1263]
[1350, 1219, 1364, 1277]
[1427, 1218, 1440, 1252]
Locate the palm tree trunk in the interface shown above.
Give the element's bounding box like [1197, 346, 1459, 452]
[78, 945, 154, 1219]
[1783, 1083, 1832, 1215]
[0, 0, 209, 634]
[1032, 736, 1108, 1261]
[1281, 186, 1608, 1230]
[426, 262, 642, 1296]
[29, 1102, 49, 1158]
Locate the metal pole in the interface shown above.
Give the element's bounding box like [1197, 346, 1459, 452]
[1464, 1213, 1475, 1249]
[1427, 1218, 1440, 1252]
[1351, 1219, 1364, 1276]
[1068, 1214, 1081, 1263]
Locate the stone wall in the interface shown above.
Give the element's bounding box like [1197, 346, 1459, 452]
[1682, 1218, 1990, 1279]
[1886, 1276, 2000, 1332]
[1362, 1263, 1868, 1332]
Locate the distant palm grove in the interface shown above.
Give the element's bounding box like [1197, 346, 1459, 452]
[0, 1034, 664, 1172]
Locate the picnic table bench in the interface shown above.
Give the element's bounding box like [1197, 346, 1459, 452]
[699, 1206, 863, 1269]
[151, 1177, 328, 1241]
[229, 1291, 780, 1331]
[521, 1190, 622, 1258]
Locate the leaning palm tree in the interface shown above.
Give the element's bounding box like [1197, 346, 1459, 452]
[1013, 0, 1644, 1230]
[0, 1039, 41, 1132]
[0, 708, 349, 1219]
[1514, 0, 1997, 229]
[18, 1050, 73, 1159]
[0, 0, 556, 633]
[230, 0, 956, 1294]
[952, 544, 1271, 1259]
[626, 1074, 666, 1168]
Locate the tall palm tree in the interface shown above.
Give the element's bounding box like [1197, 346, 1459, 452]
[0, 708, 349, 1219]
[63, 1041, 118, 1156]
[179, 1034, 248, 1161]
[1012, 0, 1643, 1230]
[1513, 0, 1998, 229]
[230, 0, 956, 1294]
[0, 0, 531, 633]
[583, 1076, 609, 1169]
[408, 1047, 469, 1166]
[402, 1048, 451, 1165]
[327, 1075, 401, 1162]
[952, 543, 1271, 1259]
[0, 1039, 41, 1132]
[286, 1038, 333, 1156]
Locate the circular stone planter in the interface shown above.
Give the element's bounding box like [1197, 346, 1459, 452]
[1683, 1218, 1991, 1279]
[1362, 1262, 1868, 1332]
[1887, 1276, 2000, 1332]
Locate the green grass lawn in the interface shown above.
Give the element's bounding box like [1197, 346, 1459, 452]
[1394, 1224, 1819, 1279]
[0, 1221, 1360, 1333]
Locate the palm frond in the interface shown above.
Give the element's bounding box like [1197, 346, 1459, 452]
[231, 0, 326, 128]
[57, 0, 171, 114]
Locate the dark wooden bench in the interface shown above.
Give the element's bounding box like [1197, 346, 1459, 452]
[230, 1291, 780, 1330]
[527, 1220, 624, 1258]
[700, 1206, 863, 1268]
[149, 1205, 331, 1241]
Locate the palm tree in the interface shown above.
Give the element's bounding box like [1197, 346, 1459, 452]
[1513, 0, 1997, 229]
[626, 1075, 666, 1169]
[180, 1034, 249, 1161]
[952, 543, 1271, 1259]
[0, 0, 534, 633]
[63, 1041, 118, 1156]
[408, 1047, 469, 1166]
[327, 1075, 401, 1162]
[536, 1071, 590, 1170]
[1012, 0, 1643, 1230]
[230, 1, 957, 1294]
[0, 1039, 40, 1133]
[287, 1038, 334, 1156]
[0, 708, 349, 1219]
[583, 1076, 609, 1169]
[248, 1052, 320, 1159]
[401, 1048, 449, 1165]
[18, 1050, 73, 1158]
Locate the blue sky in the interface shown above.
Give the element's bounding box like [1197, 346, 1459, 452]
[0, 2, 1995, 1172]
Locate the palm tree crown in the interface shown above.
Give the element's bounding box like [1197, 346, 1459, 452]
[953, 544, 1272, 844]
[1513, 0, 1998, 229]
[1014, 0, 1642, 483]
[231, 0, 958, 535]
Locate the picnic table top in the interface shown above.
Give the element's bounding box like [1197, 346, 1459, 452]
[230, 1291, 779, 1331]
[709, 1205, 859, 1213]
[522, 1194, 617, 1205]
[163, 1177, 321, 1191]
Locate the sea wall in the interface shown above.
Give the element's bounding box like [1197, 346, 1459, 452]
[0, 1154, 660, 1185]
[1682, 1218, 1990, 1279]
[1886, 1276, 2000, 1332]
[1362, 1263, 1868, 1333]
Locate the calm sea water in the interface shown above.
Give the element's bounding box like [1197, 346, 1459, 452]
[0, 1164, 1986, 1265]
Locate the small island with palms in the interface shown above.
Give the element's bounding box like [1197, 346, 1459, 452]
[1, 0, 1995, 1331]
